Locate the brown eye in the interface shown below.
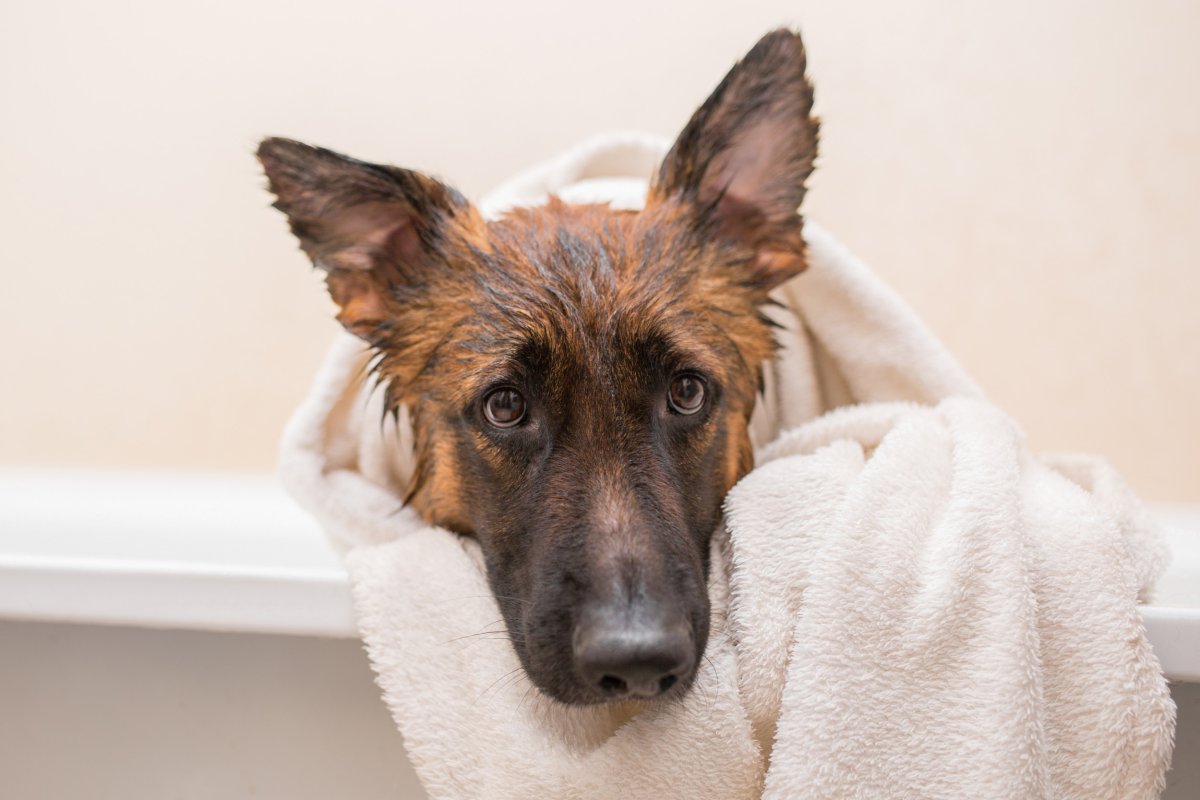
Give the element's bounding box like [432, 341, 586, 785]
[483, 387, 527, 428]
[668, 373, 706, 415]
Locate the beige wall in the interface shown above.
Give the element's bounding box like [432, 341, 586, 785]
[1, 0, 1196, 501]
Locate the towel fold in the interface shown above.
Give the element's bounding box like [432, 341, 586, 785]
[280, 132, 1175, 799]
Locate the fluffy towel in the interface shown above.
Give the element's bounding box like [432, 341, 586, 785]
[280, 132, 1176, 799]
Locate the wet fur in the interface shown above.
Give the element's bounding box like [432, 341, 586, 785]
[259, 29, 818, 705]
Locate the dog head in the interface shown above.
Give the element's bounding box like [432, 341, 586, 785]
[260, 29, 817, 705]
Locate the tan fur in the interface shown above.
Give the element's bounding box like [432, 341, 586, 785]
[356, 199, 787, 526]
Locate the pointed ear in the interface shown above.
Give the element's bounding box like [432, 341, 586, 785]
[257, 137, 469, 341]
[649, 29, 819, 290]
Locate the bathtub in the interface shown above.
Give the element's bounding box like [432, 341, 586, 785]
[1, 469, 1196, 798]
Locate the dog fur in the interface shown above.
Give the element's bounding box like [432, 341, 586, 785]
[259, 28, 817, 705]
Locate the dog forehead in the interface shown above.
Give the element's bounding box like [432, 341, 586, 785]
[467, 202, 712, 335]
[483, 200, 694, 279]
[434, 199, 771, 401]
[468, 209, 709, 343]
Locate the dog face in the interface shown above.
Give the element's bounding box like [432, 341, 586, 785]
[260, 29, 817, 705]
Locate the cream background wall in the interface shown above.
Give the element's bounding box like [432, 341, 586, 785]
[1, 0, 1196, 501]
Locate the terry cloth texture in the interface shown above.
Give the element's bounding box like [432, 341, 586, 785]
[279, 132, 1175, 799]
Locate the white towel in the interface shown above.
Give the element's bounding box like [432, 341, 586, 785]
[279, 133, 1175, 799]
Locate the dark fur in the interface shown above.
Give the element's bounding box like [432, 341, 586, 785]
[259, 29, 818, 705]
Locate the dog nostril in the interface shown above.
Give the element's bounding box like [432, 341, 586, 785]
[573, 610, 695, 700]
[598, 675, 628, 694]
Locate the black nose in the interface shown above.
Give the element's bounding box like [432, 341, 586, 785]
[572, 608, 695, 699]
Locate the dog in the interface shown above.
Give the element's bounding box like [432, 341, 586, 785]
[259, 28, 817, 706]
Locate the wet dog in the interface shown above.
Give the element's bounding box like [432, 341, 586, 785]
[259, 29, 817, 706]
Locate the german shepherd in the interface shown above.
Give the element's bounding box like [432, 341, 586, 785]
[259, 29, 817, 706]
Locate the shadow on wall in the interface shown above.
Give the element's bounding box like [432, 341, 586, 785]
[0, 622, 426, 799]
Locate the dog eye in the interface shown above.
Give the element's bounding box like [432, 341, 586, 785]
[483, 387, 527, 428]
[667, 373, 706, 415]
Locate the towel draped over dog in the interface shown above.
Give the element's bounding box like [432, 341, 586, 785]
[280, 133, 1175, 799]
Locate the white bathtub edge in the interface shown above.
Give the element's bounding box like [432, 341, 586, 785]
[0, 468, 1197, 681]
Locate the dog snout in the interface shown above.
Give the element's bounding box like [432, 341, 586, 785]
[572, 603, 695, 699]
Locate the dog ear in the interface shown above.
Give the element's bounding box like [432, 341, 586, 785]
[650, 29, 818, 290]
[257, 137, 469, 341]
